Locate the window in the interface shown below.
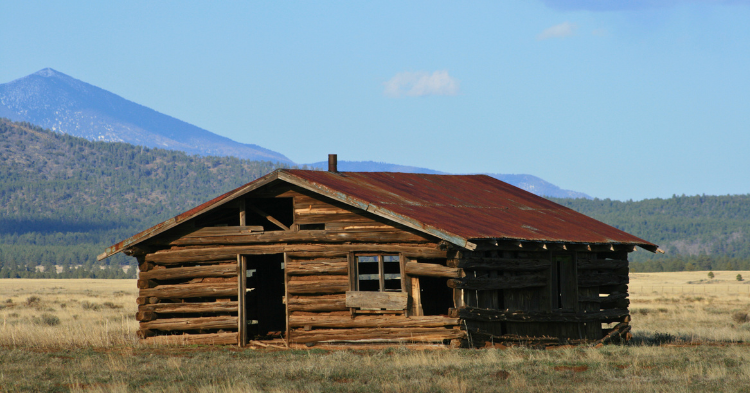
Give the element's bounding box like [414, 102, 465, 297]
[355, 255, 402, 292]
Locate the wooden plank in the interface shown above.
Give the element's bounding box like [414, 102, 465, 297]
[146, 244, 445, 264]
[141, 332, 238, 345]
[169, 229, 431, 246]
[140, 316, 238, 331]
[578, 271, 629, 287]
[345, 291, 408, 310]
[290, 327, 465, 344]
[286, 260, 348, 276]
[238, 255, 247, 347]
[450, 307, 629, 323]
[447, 258, 550, 271]
[410, 277, 423, 316]
[289, 315, 459, 329]
[139, 282, 236, 299]
[576, 259, 628, 270]
[404, 261, 460, 278]
[181, 226, 264, 237]
[139, 264, 237, 281]
[139, 301, 239, 314]
[284, 252, 290, 347]
[288, 295, 347, 312]
[447, 273, 546, 290]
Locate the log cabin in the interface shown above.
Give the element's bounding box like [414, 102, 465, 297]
[99, 155, 658, 348]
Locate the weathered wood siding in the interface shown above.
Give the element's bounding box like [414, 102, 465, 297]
[450, 242, 631, 346]
[134, 183, 461, 345]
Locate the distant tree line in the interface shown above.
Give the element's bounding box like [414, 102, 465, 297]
[2, 118, 749, 277]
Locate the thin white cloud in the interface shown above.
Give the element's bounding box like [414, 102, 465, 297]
[542, 0, 750, 12]
[383, 71, 459, 98]
[537, 22, 578, 40]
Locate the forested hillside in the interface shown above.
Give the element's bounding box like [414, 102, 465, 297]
[0, 119, 292, 278]
[553, 196, 750, 272]
[2, 118, 748, 277]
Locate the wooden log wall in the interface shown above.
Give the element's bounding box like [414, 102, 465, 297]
[451, 242, 632, 346]
[286, 252, 462, 344]
[134, 183, 459, 345]
[135, 253, 240, 342]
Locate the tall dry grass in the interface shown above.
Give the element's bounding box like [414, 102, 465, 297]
[0, 279, 139, 348]
[2, 274, 750, 391]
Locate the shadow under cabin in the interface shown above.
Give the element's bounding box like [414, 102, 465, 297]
[101, 155, 659, 347]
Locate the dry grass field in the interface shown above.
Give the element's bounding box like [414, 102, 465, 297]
[1, 272, 750, 392]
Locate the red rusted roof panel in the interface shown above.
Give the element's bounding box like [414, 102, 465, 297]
[285, 170, 655, 246]
[102, 169, 655, 260]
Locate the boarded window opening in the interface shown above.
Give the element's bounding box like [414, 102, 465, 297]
[552, 254, 577, 310]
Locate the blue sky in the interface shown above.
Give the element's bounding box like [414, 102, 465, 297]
[1, 1, 749, 200]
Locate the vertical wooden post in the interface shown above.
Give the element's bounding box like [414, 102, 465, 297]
[284, 252, 290, 347]
[410, 277, 423, 316]
[237, 254, 247, 347]
[378, 255, 385, 293]
[239, 198, 246, 226]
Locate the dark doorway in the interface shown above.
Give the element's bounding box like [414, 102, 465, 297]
[245, 254, 286, 339]
[419, 276, 454, 316]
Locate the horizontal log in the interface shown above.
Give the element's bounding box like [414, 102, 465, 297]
[136, 311, 156, 322]
[183, 226, 264, 237]
[346, 291, 408, 311]
[576, 259, 628, 270]
[139, 264, 238, 281]
[447, 258, 550, 271]
[578, 271, 629, 287]
[286, 260, 348, 276]
[139, 282, 237, 299]
[137, 279, 157, 289]
[289, 315, 459, 329]
[404, 262, 460, 278]
[168, 229, 430, 245]
[288, 295, 347, 312]
[289, 275, 349, 282]
[139, 301, 239, 314]
[290, 327, 465, 344]
[287, 279, 349, 295]
[450, 307, 629, 323]
[140, 316, 238, 331]
[146, 244, 445, 264]
[141, 332, 238, 345]
[447, 273, 546, 290]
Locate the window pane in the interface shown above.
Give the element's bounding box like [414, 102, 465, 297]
[383, 255, 399, 263]
[357, 256, 380, 291]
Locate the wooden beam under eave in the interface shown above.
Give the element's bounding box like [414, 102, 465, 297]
[247, 204, 290, 231]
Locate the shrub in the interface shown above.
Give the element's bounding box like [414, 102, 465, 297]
[26, 296, 40, 306]
[732, 312, 749, 324]
[737, 274, 744, 282]
[34, 313, 60, 326]
[81, 301, 101, 311]
[708, 271, 715, 279]
[102, 302, 123, 309]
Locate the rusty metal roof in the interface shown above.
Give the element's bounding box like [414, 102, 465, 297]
[99, 169, 656, 260]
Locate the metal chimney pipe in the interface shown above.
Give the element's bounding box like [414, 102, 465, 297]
[328, 154, 338, 172]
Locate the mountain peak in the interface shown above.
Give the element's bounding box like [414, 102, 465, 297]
[33, 68, 63, 78]
[0, 69, 292, 163]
